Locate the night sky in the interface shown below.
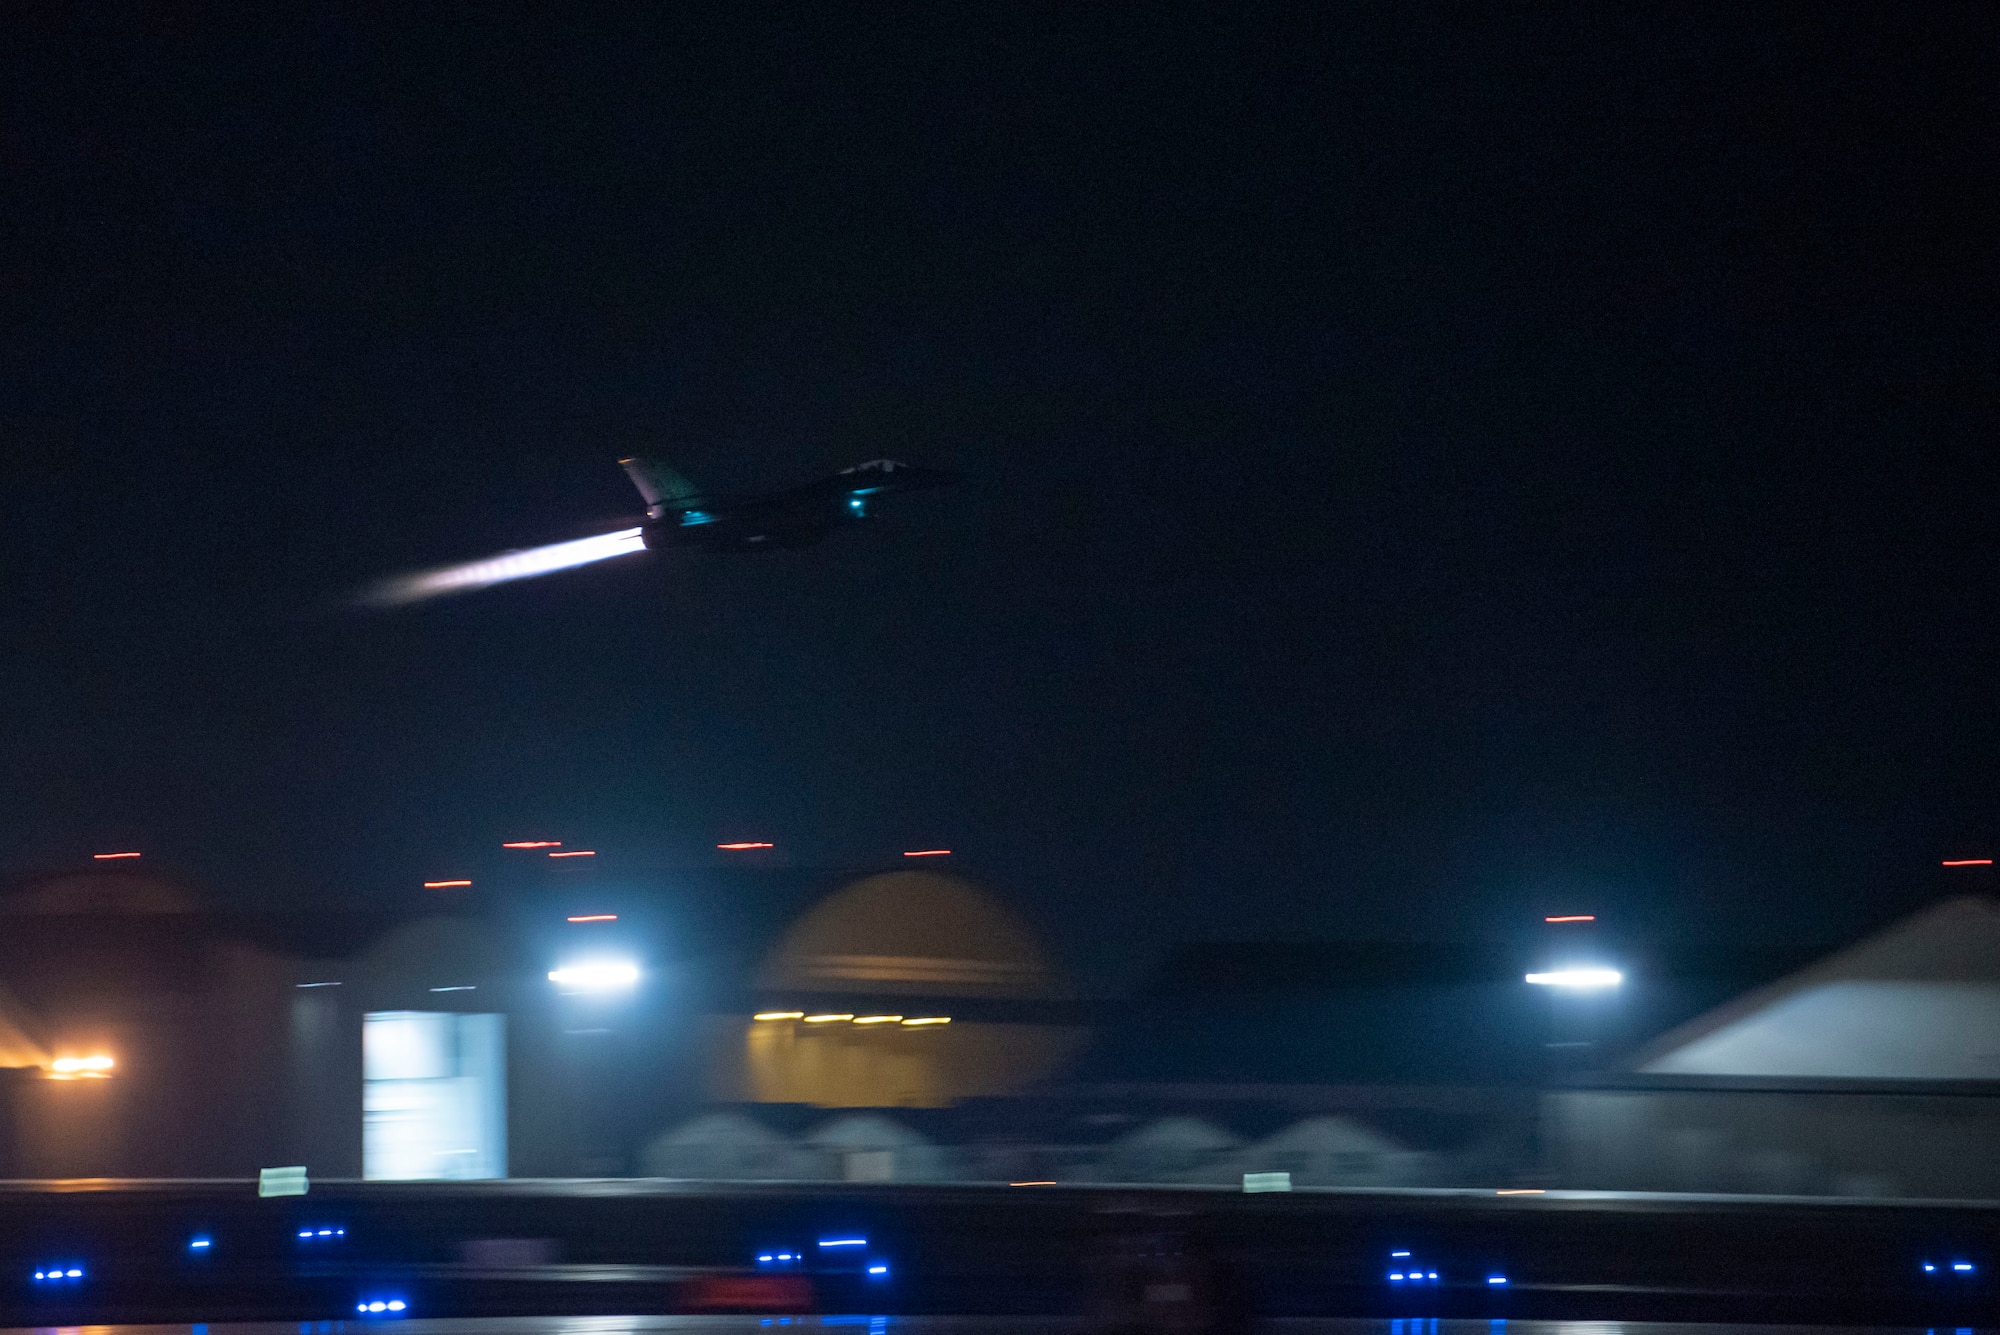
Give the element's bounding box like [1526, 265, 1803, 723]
[3, 8, 1995, 989]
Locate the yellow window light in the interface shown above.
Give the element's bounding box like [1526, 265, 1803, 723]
[753, 1011, 806, 1022]
[803, 1013, 855, 1024]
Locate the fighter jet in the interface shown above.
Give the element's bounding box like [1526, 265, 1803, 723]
[361, 455, 959, 606]
[620, 455, 959, 552]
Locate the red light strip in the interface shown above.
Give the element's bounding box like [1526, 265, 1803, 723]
[503, 840, 562, 848]
[567, 914, 617, 922]
[1545, 915, 1595, 923]
[1943, 859, 1994, 867]
[717, 842, 774, 850]
[548, 850, 596, 858]
[424, 879, 472, 888]
[93, 852, 142, 860]
[903, 849, 952, 857]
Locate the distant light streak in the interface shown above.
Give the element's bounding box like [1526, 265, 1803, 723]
[296, 981, 342, 988]
[903, 849, 951, 857]
[818, 1238, 867, 1248]
[1545, 915, 1595, 922]
[1011, 1180, 1057, 1186]
[1525, 968, 1622, 989]
[504, 841, 562, 849]
[1495, 1188, 1546, 1195]
[803, 1013, 854, 1023]
[1943, 859, 1993, 867]
[360, 528, 646, 607]
[423, 879, 471, 888]
[567, 914, 617, 922]
[548, 850, 596, 858]
[753, 1011, 805, 1022]
[93, 852, 141, 860]
[900, 1016, 951, 1026]
[718, 841, 774, 850]
[429, 986, 476, 993]
[852, 1015, 904, 1025]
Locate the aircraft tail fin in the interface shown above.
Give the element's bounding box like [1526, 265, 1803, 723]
[619, 456, 702, 516]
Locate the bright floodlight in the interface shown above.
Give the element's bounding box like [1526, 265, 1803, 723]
[1525, 967, 1623, 989]
[362, 528, 647, 607]
[548, 961, 640, 991]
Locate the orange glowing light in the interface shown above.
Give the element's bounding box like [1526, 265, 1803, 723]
[903, 849, 952, 857]
[567, 914, 617, 922]
[503, 840, 562, 849]
[48, 1055, 115, 1079]
[93, 852, 142, 860]
[1943, 859, 1994, 867]
[1545, 915, 1595, 923]
[717, 842, 774, 850]
[424, 879, 472, 889]
[548, 850, 596, 858]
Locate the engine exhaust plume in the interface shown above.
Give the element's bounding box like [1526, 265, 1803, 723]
[360, 528, 646, 607]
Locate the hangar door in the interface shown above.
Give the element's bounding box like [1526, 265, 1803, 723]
[363, 1011, 506, 1180]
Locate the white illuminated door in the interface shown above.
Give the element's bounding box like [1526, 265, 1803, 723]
[363, 1011, 506, 1180]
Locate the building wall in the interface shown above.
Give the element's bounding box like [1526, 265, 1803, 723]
[734, 1015, 1086, 1108]
[1545, 1086, 2000, 1197]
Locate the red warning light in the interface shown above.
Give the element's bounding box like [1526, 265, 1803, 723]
[548, 850, 596, 858]
[1545, 915, 1596, 923]
[93, 852, 142, 860]
[423, 879, 472, 889]
[503, 841, 562, 849]
[717, 842, 774, 850]
[567, 914, 617, 922]
[903, 849, 952, 858]
[1943, 859, 1994, 867]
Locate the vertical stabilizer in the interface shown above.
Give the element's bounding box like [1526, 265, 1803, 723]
[619, 456, 702, 516]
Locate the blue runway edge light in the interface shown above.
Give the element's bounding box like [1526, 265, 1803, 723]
[1488, 1275, 1509, 1285]
[356, 1299, 407, 1315]
[868, 1263, 889, 1276]
[819, 1237, 868, 1248]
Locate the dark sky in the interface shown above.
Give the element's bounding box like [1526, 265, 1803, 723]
[3, 6, 1995, 989]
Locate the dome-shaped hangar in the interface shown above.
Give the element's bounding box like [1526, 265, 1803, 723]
[727, 871, 1086, 1109]
[759, 869, 1063, 999]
